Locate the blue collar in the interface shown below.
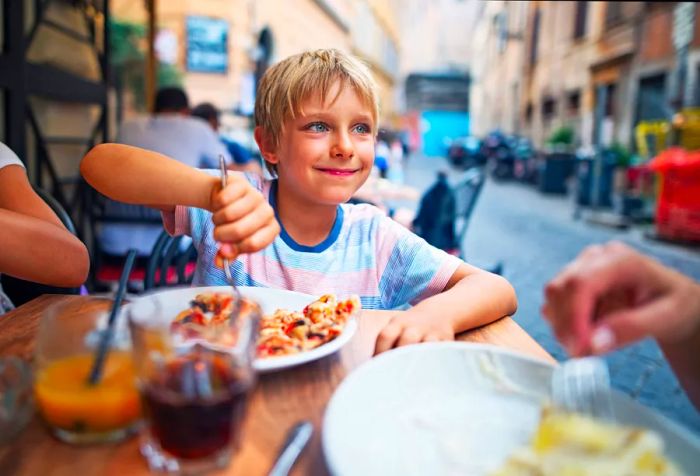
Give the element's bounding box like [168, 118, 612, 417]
[269, 180, 344, 253]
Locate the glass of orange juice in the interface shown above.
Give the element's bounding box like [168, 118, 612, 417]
[34, 298, 141, 444]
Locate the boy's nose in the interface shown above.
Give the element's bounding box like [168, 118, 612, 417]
[332, 132, 354, 159]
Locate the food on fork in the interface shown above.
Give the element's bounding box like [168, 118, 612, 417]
[491, 407, 682, 476]
[214, 247, 239, 269]
[170, 293, 360, 358]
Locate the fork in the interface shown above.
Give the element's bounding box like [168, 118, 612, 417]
[551, 356, 615, 421]
[218, 156, 243, 318]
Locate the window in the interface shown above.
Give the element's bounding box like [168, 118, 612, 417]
[605, 2, 623, 29]
[567, 90, 581, 114]
[636, 74, 667, 122]
[605, 83, 616, 117]
[529, 9, 540, 65]
[573, 1, 587, 39]
[542, 97, 557, 119]
[497, 12, 508, 53]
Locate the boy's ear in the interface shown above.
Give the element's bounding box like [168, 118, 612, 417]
[254, 127, 279, 165]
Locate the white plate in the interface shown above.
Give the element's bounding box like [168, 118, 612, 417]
[323, 342, 700, 476]
[125, 286, 357, 374]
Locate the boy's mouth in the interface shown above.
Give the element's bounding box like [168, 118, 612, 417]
[315, 167, 360, 177]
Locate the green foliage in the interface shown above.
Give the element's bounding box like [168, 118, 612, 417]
[109, 18, 183, 111]
[606, 142, 633, 167]
[547, 126, 575, 146]
[110, 20, 145, 66]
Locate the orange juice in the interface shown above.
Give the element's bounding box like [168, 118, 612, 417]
[34, 351, 141, 434]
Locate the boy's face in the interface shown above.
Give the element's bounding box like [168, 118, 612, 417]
[261, 81, 375, 206]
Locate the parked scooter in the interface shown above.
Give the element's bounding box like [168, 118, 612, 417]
[512, 137, 537, 183]
[483, 131, 515, 180]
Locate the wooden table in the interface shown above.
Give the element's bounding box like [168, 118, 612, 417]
[0, 295, 554, 475]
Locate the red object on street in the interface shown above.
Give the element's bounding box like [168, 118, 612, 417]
[649, 147, 700, 242]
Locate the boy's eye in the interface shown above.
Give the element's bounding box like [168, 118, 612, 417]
[306, 122, 330, 132]
[353, 123, 372, 134]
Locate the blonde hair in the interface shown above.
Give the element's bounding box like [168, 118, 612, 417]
[254, 49, 379, 174]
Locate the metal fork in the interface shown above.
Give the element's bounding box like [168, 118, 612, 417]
[551, 356, 615, 421]
[219, 156, 243, 318]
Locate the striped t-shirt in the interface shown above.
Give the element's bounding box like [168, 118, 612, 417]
[163, 172, 463, 310]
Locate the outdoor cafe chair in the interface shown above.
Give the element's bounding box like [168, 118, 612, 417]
[83, 185, 163, 291]
[454, 167, 503, 275]
[143, 230, 197, 291]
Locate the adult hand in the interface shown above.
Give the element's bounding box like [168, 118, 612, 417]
[210, 173, 279, 257]
[542, 241, 700, 356]
[374, 311, 454, 354]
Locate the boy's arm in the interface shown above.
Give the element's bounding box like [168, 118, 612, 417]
[375, 263, 517, 354]
[437, 263, 517, 331]
[81, 143, 219, 213]
[82, 143, 280, 256]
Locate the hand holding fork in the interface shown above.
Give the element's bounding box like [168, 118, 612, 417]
[211, 157, 279, 264]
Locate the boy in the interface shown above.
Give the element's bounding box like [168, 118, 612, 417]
[81, 49, 517, 353]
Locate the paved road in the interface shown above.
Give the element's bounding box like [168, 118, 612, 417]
[397, 155, 700, 434]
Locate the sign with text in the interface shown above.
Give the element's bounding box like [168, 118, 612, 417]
[186, 16, 228, 74]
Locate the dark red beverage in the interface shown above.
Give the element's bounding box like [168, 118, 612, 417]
[142, 349, 251, 460]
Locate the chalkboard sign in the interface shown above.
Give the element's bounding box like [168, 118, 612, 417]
[186, 16, 228, 73]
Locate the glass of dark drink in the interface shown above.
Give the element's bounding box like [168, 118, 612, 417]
[128, 290, 261, 474]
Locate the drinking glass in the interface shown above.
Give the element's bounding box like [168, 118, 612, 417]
[0, 357, 33, 444]
[34, 298, 140, 444]
[128, 290, 260, 474]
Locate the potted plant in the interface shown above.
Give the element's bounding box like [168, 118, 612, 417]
[538, 126, 577, 194]
[546, 126, 575, 152]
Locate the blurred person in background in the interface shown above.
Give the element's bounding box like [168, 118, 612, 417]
[0, 142, 89, 314]
[191, 102, 263, 175]
[388, 132, 405, 184]
[412, 170, 458, 253]
[374, 131, 391, 179]
[543, 241, 700, 410]
[118, 87, 231, 169]
[98, 87, 226, 258]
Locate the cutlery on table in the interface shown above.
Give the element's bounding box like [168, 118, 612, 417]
[218, 155, 243, 318]
[268, 420, 314, 476]
[551, 356, 615, 421]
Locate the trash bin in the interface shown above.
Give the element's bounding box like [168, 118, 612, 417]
[537, 152, 576, 194]
[575, 151, 617, 207]
[649, 147, 700, 242]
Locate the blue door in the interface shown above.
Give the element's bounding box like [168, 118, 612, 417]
[420, 110, 470, 157]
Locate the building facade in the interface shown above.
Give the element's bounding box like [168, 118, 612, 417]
[470, 1, 700, 152]
[469, 0, 529, 137]
[112, 0, 399, 127]
[395, 0, 478, 154]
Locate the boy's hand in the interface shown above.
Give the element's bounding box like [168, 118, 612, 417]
[210, 173, 280, 256]
[374, 312, 454, 355]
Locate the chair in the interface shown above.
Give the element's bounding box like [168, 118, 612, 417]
[143, 230, 197, 291]
[453, 167, 503, 275]
[1, 187, 82, 306]
[82, 185, 164, 290]
[453, 167, 486, 255]
[34, 187, 77, 235]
